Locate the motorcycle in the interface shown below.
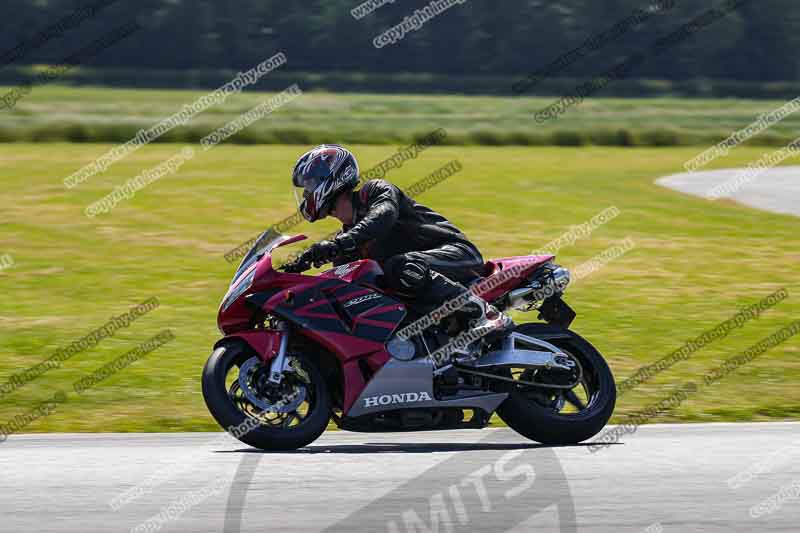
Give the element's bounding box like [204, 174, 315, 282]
[202, 230, 616, 450]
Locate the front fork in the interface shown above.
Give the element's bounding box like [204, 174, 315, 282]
[267, 320, 291, 384]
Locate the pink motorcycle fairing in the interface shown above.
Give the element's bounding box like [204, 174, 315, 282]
[216, 232, 554, 414]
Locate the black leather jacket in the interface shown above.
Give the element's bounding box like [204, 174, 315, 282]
[334, 179, 474, 263]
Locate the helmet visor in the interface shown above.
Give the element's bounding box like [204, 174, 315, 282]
[294, 176, 334, 221]
[293, 174, 321, 208]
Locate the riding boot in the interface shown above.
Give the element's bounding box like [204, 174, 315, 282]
[421, 271, 517, 328]
[415, 272, 484, 323]
[419, 273, 514, 356]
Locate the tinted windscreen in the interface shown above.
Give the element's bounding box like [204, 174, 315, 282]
[231, 228, 283, 284]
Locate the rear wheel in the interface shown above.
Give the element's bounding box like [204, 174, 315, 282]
[495, 323, 616, 445]
[202, 341, 331, 451]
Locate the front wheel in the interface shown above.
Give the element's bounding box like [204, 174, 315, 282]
[202, 341, 331, 451]
[495, 323, 616, 445]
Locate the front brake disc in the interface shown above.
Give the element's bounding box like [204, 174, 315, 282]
[238, 356, 306, 413]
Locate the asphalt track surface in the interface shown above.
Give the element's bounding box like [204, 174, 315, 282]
[656, 166, 800, 217]
[2, 423, 799, 532]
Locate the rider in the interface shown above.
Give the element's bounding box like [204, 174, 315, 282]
[285, 144, 511, 341]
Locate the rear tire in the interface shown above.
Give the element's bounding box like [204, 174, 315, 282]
[495, 323, 616, 445]
[202, 341, 331, 451]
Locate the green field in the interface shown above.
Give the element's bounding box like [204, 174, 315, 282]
[2, 85, 800, 147]
[0, 141, 798, 434]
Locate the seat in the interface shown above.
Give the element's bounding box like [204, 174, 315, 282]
[468, 254, 555, 300]
[482, 254, 554, 279]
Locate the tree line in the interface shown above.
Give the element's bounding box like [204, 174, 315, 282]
[0, 0, 798, 87]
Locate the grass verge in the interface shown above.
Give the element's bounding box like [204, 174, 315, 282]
[0, 143, 798, 433]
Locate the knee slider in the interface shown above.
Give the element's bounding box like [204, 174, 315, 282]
[385, 255, 430, 292]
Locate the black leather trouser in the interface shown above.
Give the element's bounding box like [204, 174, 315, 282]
[382, 242, 485, 314]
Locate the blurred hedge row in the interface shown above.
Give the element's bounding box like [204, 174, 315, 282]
[3, 66, 800, 99]
[1, 121, 796, 148]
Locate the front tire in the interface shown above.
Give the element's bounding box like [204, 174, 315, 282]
[202, 341, 331, 451]
[495, 323, 616, 445]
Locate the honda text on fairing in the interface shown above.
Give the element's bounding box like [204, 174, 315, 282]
[202, 231, 616, 450]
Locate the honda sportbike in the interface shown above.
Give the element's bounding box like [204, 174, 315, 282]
[203, 231, 616, 450]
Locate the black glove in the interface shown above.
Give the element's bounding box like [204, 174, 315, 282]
[281, 255, 311, 273]
[307, 240, 340, 267]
